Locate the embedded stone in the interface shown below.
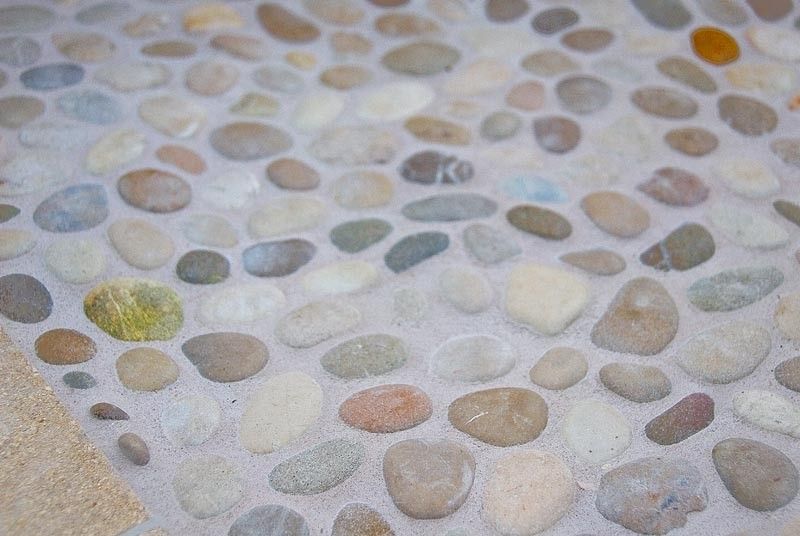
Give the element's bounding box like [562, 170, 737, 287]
[529, 347, 587, 390]
[340, 384, 431, 433]
[632, 0, 692, 29]
[399, 151, 473, 184]
[532, 7, 579, 34]
[775, 356, 800, 392]
[657, 56, 716, 93]
[257, 3, 319, 43]
[384, 232, 449, 273]
[90, 402, 129, 421]
[732, 390, 800, 439]
[687, 266, 783, 312]
[276, 301, 360, 348]
[718, 94, 777, 136]
[664, 127, 718, 157]
[708, 203, 788, 249]
[108, 218, 174, 270]
[20, 63, 83, 90]
[35, 328, 95, 365]
[507, 205, 572, 240]
[562, 400, 632, 464]
[432, 335, 514, 383]
[381, 41, 460, 76]
[0, 274, 52, 324]
[330, 219, 392, 253]
[116, 347, 178, 391]
[267, 158, 319, 190]
[247, 198, 325, 238]
[632, 86, 698, 119]
[403, 193, 496, 222]
[600, 362, 672, 403]
[332, 171, 393, 209]
[309, 126, 399, 166]
[182, 332, 268, 383]
[210, 122, 292, 160]
[331, 504, 392, 536]
[172, 455, 243, 519]
[404, 115, 471, 145]
[556, 76, 611, 114]
[677, 321, 770, 384]
[139, 95, 206, 138]
[640, 223, 715, 271]
[533, 116, 580, 153]
[229, 505, 310, 536]
[581, 191, 649, 238]
[269, 439, 364, 495]
[560, 249, 626, 275]
[645, 393, 715, 445]
[243, 239, 316, 278]
[561, 28, 614, 53]
[198, 283, 285, 326]
[118, 433, 149, 466]
[462, 223, 520, 264]
[638, 167, 709, 206]
[321, 334, 407, 379]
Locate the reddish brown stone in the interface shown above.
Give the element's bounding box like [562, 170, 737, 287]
[339, 384, 432, 433]
[90, 402, 129, 420]
[645, 393, 714, 445]
[156, 145, 206, 175]
[35, 328, 96, 365]
[117, 168, 191, 213]
[638, 167, 709, 207]
[257, 3, 320, 43]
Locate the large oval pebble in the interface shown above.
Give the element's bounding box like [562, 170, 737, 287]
[321, 333, 407, 379]
[339, 384, 431, 433]
[432, 335, 514, 383]
[276, 301, 360, 348]
[678, 321, 770, 384]
[33, 184, 108, 232]
[269, 439, 364, 495]
[243, 239, 316, 278]
[198, 283, 285, 325]
[182, 332, 268, 383]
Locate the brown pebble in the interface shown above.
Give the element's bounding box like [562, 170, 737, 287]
[581, 191, 650, 238]
[506, 81, 545, 111]
[718, 94, 778, 136]
[533, 116, 580, 153]
[645, 393, 714, 445]
[90, 402, 129, 420]
[561, 28, 614, 52]
[266, 158, 320, 190]
[118, 433, 150, 465]
[35, 328, 96, 365]
[320, 65, 372, 90]
[375, 13, 439, 36]
[404, 115, 471, 145]
[141, 40, 197, 58]
[485, 0, 530, 22]
[330, 32, 373, 55]
[560, 248, 626, 275]
[339, 384, 432, 433]
[664, 127, 719, 156]
[156, 144, 206, 175]
[117, 168, 191, 213]
[257, 3, 320, 43]
[507, 204, 572, 240]
[775, 356, 800, 392]
[638, 167, 709, 207]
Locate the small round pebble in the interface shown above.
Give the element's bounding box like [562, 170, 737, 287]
[331, 504, 392, 536]
[266, 158, 319, 190]
[638, 167, 709, 206]
[181, 214, 238, 249]
[640, 223, 715, 271]
[108, 218, 175, 270]
[118, 169, 191, 213]
[33, 184, 108, 232]
[562, 399, 631, 464]
[21, 63, 84, 90]
[332, 171, 393, 209]
[384, 232, 449, 273]
[664, 128, 718, 157]
[243, 239, 317, 278]
[330, 218, 392, 253]
[116, 347, 178, 391]
[156, 145, 206, 175]
[560, 249, 626, 275]
[732, 389, 800, 439]
[35, 328, 96, 365]
[210, 122, 292, 161]
[0, 229, 35, 261]
[687, 266, 783, 312]
[400, 150, 473, 185]
[90, 402, 129, 420]
[57, 89, 122, 125]
[0, 96, 44, 128]
[581, 191, 650, 238]
[118, 433, 149, 466]
[533, 116, 580, 153]
[529, 347, 587, 390]
[645, 393, 715, 445]
[198, 282, 285, 326]
[63, 371, 97, 389]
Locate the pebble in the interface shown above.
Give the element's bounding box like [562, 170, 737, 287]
[321, 65, 372, 90]
[306, 0, 364, 25]
[0, 274, 51, 324]
[632, 86, 698, 119]
[485, 0, 529, 22]
[592, 277, 679, 356]
[561, 28, 614, 53]
[709, 203, 789, 249]
[405, 115, 471, 145]
[176, 250, 230, 285]
[646, 393, 715, 445]
[503, 176, 566, 204]
[63, 371, 97, 389]
[19, 122, 87, 151]
[665, 127, 719, 157]
[76, 1, 130, 24]
[687, 266, 783, 312]
[714, 158, 780, 199]
[0, 5, 54, 33]
[726, 62, 796, 93]
[596, 457, 707, 534]
[697, 0, 749, 25]
[243, 239, 316, 278]
[581, 191, 650, 238]
[0, 150, 69, 196]
[210, 122, 292, 161]
[139, 96, 206, 138]
[332, 171, 393, 209]
[33, 183, 107, 233]
[116, 347, 178, 391]
[58, 90, 121, 125]
[399, 151, 473, 185]
[529, 347, 587, 390]
[504, 81, 544, 111]
[330, 219, 392, 253]
[90, 402, 129, 420]
[181, 214, 237, 248]
[532, 7, 579, 34]
[521, 49, 578, 77]
[678, 321, 770, 383]
[383, 439, 474, 519]
[560, 249, 626, 276]
[292, 91, 344, 132]
[331, 504, 392, 536]
[403, 193, 496, 223]
[156, 145, 205, 175]
[432, 335, 514, 383]
[21, 63, 84, 90]
[776, 292, 800, 341]
[182, 332, 266, 383]
[748, 0, 793, 20]
[713, 438, 799, 511]
[733, 390, 800, 439]
[507, 205, 572, 240]
[640, 222, 716, 270]
[35, 328, 96, 365]
[123, 13, 168, 37]
[385, 232, 449, 273]
[632, 0, 691, 28]
[562, 399, 632, 464]
[86, 129, 146, 176]
[83, 278, 183, 341]
[269, 439, 364, 495]
[276, 301, 360, 348]
[185, 60, 238, 96]
[483, 450, 574, 536]
[438, 266, 493, 313]
[172, 455, 243, 519]
[230, 505, 309, 536]
[0, 96, 44, 128]
[183, 3, 243, 33]
[248, 197, 325, 238]
[45, 238, 106, 283]
[393, 287, 428, 324]
[161, 394, 221, 446]
[118, 433, 149, 466]
[444, 59, 511, 96]
[462, 223, 520, 264]
[211, 34, 268, 61]
[0, 229, 35, 261]
[330, 31, 373, 56]
[309, 126, 399, 166]
[0, 204, 19, 223]
[257, 3, 320, 43]
[201, 169, 260, 211]
[556, 76, 611, 114]
[657, 56, 717, 93]
[718, 94, 777, 136]
[108, 218, 174, 270]
[302, 260, 378, 295]
[775, 356, 800, 392]
[118, 168, 190, 213]
[638, 167, 709, 206]
[266, 158, 319, 191]
[599, 363, 671, 403]
[198, 282, 285, 326]
[533, 116, 580, 153]
[321, 334, 407, 379]
[376, 13, 439, 36]
[480, 111, 521, 141]
[52, 32, 114, 62]
[746, 26, 800, 61]
[381, 41, 460, 75]
[449, 387, 548, 446]
[252, 65, 304, 93]
[140, 40, 197, 59]
[340, 384, 432, 433]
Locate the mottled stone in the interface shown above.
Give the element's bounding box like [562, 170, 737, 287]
[266, 158, 319, 191]
[632, 0, 691, 28]
[0, 149, 69, 196]
[485, 0, 529, 22]
[156, 145, 205, 175]
[560, 249, 626, 276]
[480, 111, 521, 141]
[581, 191, 649, 238]
[117, 169, 190, 213]
[331, 504, 393, 536]
[21, 63, 84, 90]
[532, 7, 578, 34]
[771, 138, 800, 169]
[521, 49, 578, 77]
[181, 214, 237, 248]
[198, 283, 285, 326]
[402, 193, 496, 222]
[405, 115, 471, 145]
[301, 260, 377, 296]
[108, 218, 174, 270]
[632, 87, 698, 119]
[183, 3, 243, 33]
[678, 321, 770, 383]
[562, 400, 632, 464]
[0, 229, 35, 261]
[638, 167, 709, 206]
[399, 151, 473, 185]
[382, 41, 460, 75]
[322, 334, 407, 379]
[269, 439, 363, 495]
[697, 0, 749, 25]
[506, 263, 587, 335]
[340, 384, 430, 433]
[276, 301, 360, 348]
[175, 250, 229, 285]
[432, 335, 514, 383]
[530, 347, 587, 390]
[0, 96, 44, 128]
[185, 60, 238, 96]
[63, 371, 97, 389]
[309, 126, 399, 166]
[32, 184, 107, 233]
[657, 56, 716, 93]
[556, 76, 611, 115]
[330, 219, 392, 253]
[0, 5, 54, 33]
[775, 356, 800, 392]
[257, 3, 319, 43]
[733, 389, 800, 439]
[172, 455, 243, 519]
[52, 32, 114, 62]
[688, 266, 783, 312]
[0, 204, 20, 223]
[57, 90, 121, 125]
[332, 171, 393, 209]
[229, 505, 310, 536]
[533, 116, 580, 153]
[375, 13, 438, 36]
[243, 239, 316, 278]
[561, 28, 614, 53]
[0, 274, 52, 324]
[211, 34, 268, 61]
[164, 394, 222, 445]
[252, 65, 304, 94]
[665, 127, 718, 157]
[118, 433, 149, 466]
[640, 223, 715, 271]
[116, 347, 178, 391]
[139, 96, 206, 138]
[646, 393, 714, 445]
[507, 205, 572, 240]
[201, 169, 260, 211]
[385, 232, 449, 273]
[90, 402, 129, 421]
[600, 363, 671, 403]
[775, 292, 800, 341]
[35, 328, 95, 365]
[714, 158, 780, 199]
[85, 129, 146, 176]
[291, 90, 344, 132]
[45, 238, 106, 284]
[709, 203, 788, 249]
[462, 223, 520, 265]
[449, 387, 548, 446]
[182, 332, 267, 383]
[210, 122, 292, 160]
[718, 94, 777, 136]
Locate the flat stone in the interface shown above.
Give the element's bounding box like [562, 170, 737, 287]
[141, 40, 197, 58]
[0, 149, 71, 196]
[592, 277, 679, 356]
[276, 301, 360, 348]
[657, 56, 716, 93]
[182, 214, 237, 248]
[463, 223, 520, 264]
[76, 1, 130, 24]
[95, 61, 170, 93]
[33, 184, 107, 233]
[309, 126, 399, 166]
[532, 7, 579, 34]
[485, 0, 529, 22]
[35, 328, 95, 365]
[257, 3, 319, 43]
[399, 151, 473, 185]
[640, 223, 715, 270]
[45, 238, 106, 284]
[677, 321, 770, 383]
[0, 5, 54, 33]
[355, 81, 436, 120]
[201, 169, 260, 211]
[156, 145, 205, 175]
[0, 229, 35, 261]
[139, 96, 206, 138]
[507, 205, 572, 240]
[599, 362, 671, 402]
[185, 60, 238, 96]
[340, 384, 432, 433]
[383, 439, 474, 519]
[118, 433, 149, 466]
[210, 122, 291, 161]
[402, 193, 496, 223]
[530, 347, 587, 390]
[331, 504, 392, 536]
[85, 129, 146, 176]
[632, 86, 698, 119]
[320, 65, 372, 91]
[266, 158, 319, 191]
[747, 0, 792, 20]
[63, 371, 97, 389]
[183, 3, 243, 33]
[20, 63, 83, 92]
[504, 81, 544, 111]
[243, 239, 316, 278]
[240, 371, 322, 453]
[533, 116, 580, 153]
[332, 171, 393, 209]
[480, 111, 521, 141]
[269, 439, 364, 495]
[90, 402, 128, 420]
[57, 90, 121, 125]
[596, 458, 707, 534]
[321, 334, 407, 379]
[0, 96, 43, 128]
[230, 505, 309, 536]
[123, 13, 169, 37]
[733, 390, 800, 439]
[108, 218, 174, 270]
[632, 0, 691, 28]
[248, 197, 325, 238]
[432, 335, 514, 383]
[118, 169, 190, 213]
[726, 62, 796, 93]
[252, 65, 304, 94]
[561, 28, 614, 53]
[775, 356, 800, 392]
[211, 34, 268, 61]
[709, 203, 788, 249]
[381, 41, 460, 75]
[405, 115, 471, 145]
[646, 393, 715, 445]
[747, 25, 800, 61]
[330, 31, 373, 55]
[198, 282, 285, 326]
[384, 232, 449, 273]
[581, 191, 650, 238]
[291, 90, 344, 132]
[713, 438, 799, 511]
[172, 455, 243, 519]
[687, 266, 783, 312]
[556, 76, 611, 114]
[438, 266, 493, 313]
[560, 249, 626, 275]
[116, 347, 178, 391]
[483, 450, 574, 536]
[449, 387, 548, 446]
[0, 204, 19, 223]
[697, 0, 749, 25]
[83, 278, 182, 341]
[718, 94, 777, 136]
[330, 219, 392, 253]
[714, 158, 780, 199]
[302, 260, 378, 296]
[162, 394, 221, 446]
[521, 49, 578, 77]
[771, 138, 800, 168]
[638, 167, 709, 206]
[182, 332, 267, 383]
[0, 274, 52, 324]
[562, 400, 631, 464]
[52, 32, 114, 63]
[776, 292, 800, 341]
[444, 59, 511, 96]
[665, 127, 718, 157]
[305, 0, 364, 25]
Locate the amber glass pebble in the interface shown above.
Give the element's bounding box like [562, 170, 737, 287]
[691, 26, 740, 65]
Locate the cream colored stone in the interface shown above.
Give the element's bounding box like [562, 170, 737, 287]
[733, 390, 800, 439]
[439, 265, 493, 313]
[562, 400, 632, 464]
[713, 158, 780, 199]
[248, 197, 326, 238]
[86, 129, 146, 175]
[357, 81, 434, 121]
[183, 3, 243, 33]
[201, 169, 260, 211]
[331, 171, 393, 209]
[138, 96, 206, 138]
[45, 238, 106, 283]
[302, 260, 378, 295]
[0, 229, 35, 261]
[444, 59, 512, 96]
[726, 63, 796, 93]
[291, 91, 344, 132]
[108, 218, 174, 270]
[198, 283, 286, 325]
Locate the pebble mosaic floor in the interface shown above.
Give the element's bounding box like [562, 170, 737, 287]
[2, 0, 800, 534]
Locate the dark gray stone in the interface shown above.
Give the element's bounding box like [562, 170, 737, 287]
[384, 231, 449, 273]
[176, 250, 230, 285]
[63, 371, 97, 389]
[229, 505, 310, 536]
[20, 63, 84, 90]
[330, 218, 392, 253]
[268, 439, 364, 494]
[0, 274, 52, 323]
[243, 239, 316, 277]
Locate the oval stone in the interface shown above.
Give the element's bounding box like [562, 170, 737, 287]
[57, 90, 121, 125]
[0, 37, 40, 67]
[381, 41, 460, 76]
[561, 28, 614, 52]
[309, 126, 399, 166]
[63, 371, 96, 389]
[86, 129, 146, 176]
[161, 394, 221, 446]
[118, 169, 190, 213]
[638, 167, 709, 206]
[331, 504, 391, 536]
[463, 223, 521, 265]
[116, 347, 178, 391]
[118, 433, 149, 466]
[176, 250, 229, 285]
[182, 214, 237, 248]
[95, 61, 170, 92]
[182, 332, 268, 383]
[173, 455, 243, 519]
[45, 238, 106, 284]
[0, 5, 55, 33]
[480, 111, 521, 141]
[20, 63, 83, 90]
[560, 248, 626, 275]
[198, 283, 285, 325]
[321, 334, 407, 379]
[402, 193, 496, 222]
[404, 115, 471, 145]
[269, 439, 364, 495]
[718, 94, 777, 136]
[733, 390, 800, 439]
[302, 260, 378, 296]
[257, 3, 319, 43]
[242, 239, 316, 278]
[646, 393, 715, 445]
[664, 127, 718, 157]
[185, 59, 238, 96]
[529, 347, 587, 390]
[775, 356, 800, 392]
[533, 116, 580, 153]
[266, 158, 319, 190]
[432, 335, 514, 383]
[330, 219, 392, 253]
[91, 402, 128, 420]
[33, 184, 108, 232]
[275, 301, 360, 348]
[108, 218, 174, 269]
[399, 151, 473, 184]
[562, 400, 632, 464]
[632, 0, 691, 28]
[581, 191, 650, 238]
[532, 7, 579, 34]
[507, 205, 572, 240]
[688, 266, 783, 312]
[521, 49, 578, 77]
[448, 387, 548, 447]
[339, 384, 432, 433]
[0, 95, 44, 128]
[677, 321, 770, 384]
[35, 328, 96, 365]
[600, 363, 671, 403]
[141, 40, 197, 58]
[384, 232, 449, 273]
[657, 56, 717, 93]
[632, 87, 698, 119]
[230, 505, 309, 536]
[0, 274, 52, 324]
[139, 95, 206, 138]
[210, 122, 291, 160]
[556, 75, 611, 114]
[708, 203, 788, 249]
[640, 223, 715, 271]
[331, 171, 393, 209]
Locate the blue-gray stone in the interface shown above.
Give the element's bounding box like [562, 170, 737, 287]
[243, 239, 316, 277]
[463, 223, 521, 265]
[57, 90, 121, 124]
[268, 439, 364, 495]
[0, 37, 41, 67]
[0, 5, 55, 33]
[20, 63, 84, 90]
[63, 371, 97, 389]
[632, 0, 692, 29]
[33, 184, 108, 233]
[330, 218, 392, 253]
[401, 193, 497, 222]
[0, 204, 20, 223]
[687, 266, 783, 312]
[229, 505, 309, 536]
[503, 176, 567, 203]
[76, 1, 130, 24]
[385, 231, 449, 273]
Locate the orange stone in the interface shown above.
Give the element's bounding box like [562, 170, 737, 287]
[35, 328, 96, 365]
[691, 27, 739, 65]
[156, 144, 206, 175]
[339, 384, 432, 433]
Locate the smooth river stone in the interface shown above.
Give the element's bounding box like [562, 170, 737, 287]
[0, 96, 43, 128]
[443, 59, 511, 96]
[521, 49, 578, 77]
[302, 260, 377, 296]
[161, 394, 221, 446]
[182, 332, 267, 383]
[687, 266, 783, 312]
[57, 90, 121, 125]
[771, 138, 800, 168]
[632, 87, 698, 119]
[64, 372, 96, 389]
[657, 56, 717, 93]
[560, 248, 626, 275]
[0, 149, 70, 196]
[331, 504, 392, 536]
[448, 387, 548, 446]
[485, 0, 529, 22]
[0, 229, 34, 261]
[86, 129, 146, 176]
[266, 158, 319, 190]
[747, 0, 793, 21]
[402, 193, 496, 222]
[248, 197, 325, 238]
[665, 127, 719, 157]
[242, 239, 316, 278]
[532, 7, 579, 34]
[0, 5, 54, 33]
[507, 205, 572, 240]
[776, 356, 800, 392]
[462, 223, 520, 265]
[211, 34, 268, 61]
[156, 145, 205, 175]
[108, 218, 174, 269]
[269, 439, 364, 495]
[116, 347, 178, 391]
[139, 96, 206, 138]
[292, 91, 344, 132]
[198, 283, 285, 326]
[733, 390, 800, 439]
[257, 3, 319, 43]
[581, 191, 649, 238]
[45, 238, 106, 284]
[173, 455, 243, 519]
[697, 0, 749, 25]
[709, 203, 789, 249]
[399, 151, 473, 185]
[713, 438, 799, 511]
[561, 28, 614, 53]
[0, 204, 19, 223]
[230, 505, 310, 536]
[321, 333, 407, 379]
[253, 65, 304, 94]
[356, 81, 433, 120]
[432, 335, 514, 383]
[556, 76, 611, 114]
[276, 301, 360, 349]
[90, 402, 128, 420]
[505, 264, 588, 335]
[35, 328, 95, 365]
[381, 41, 460, 76]
[718, 94, 777, 136]
[480, 111, 521, 141]
[439, 265, 493, 313]
[186, 60, 239, 96]
[383, 439, 474, 519]
[646, 393, 715, 445]
[562, 400, 631, 464]
[183, 3, 244, 33]
[632, 0, 691, 28]
[118, 169, 190, 213]
[505, 81, 545, 111]
[596, 458, 707, 534]
[52, 32, 114, 62]
[33, 184, 108, 233]
[330, 218, 392, 253]
[177, 250, 229, 285]
[529, 347, 587, 390]
[182, 214, 237, 248]
[714, 158, 780, 199]
[340, 384, 431, 433]
[600, 363, 671, 403]
[384, 232, 449, 273]
[775, 292, 800, 341]
[677, 321, 770, 384]
[309, 126, 399, 166]
[726, 62, 796, 93]
[210, 122, 292, 160]
[638, 167, 709, 206]
[118, 433, 149, 466]
[640, 223, 715, 271]
[21, 63, 84, 90]
[592, 277, 678, 356]
[141, 40, 197, 59]
[332, 171, 393, 209]
[405, 115, 471, 145]
[375, 12, 438, 35]
[483, 450, 574, 535]
[533, 116, 580, 153]
[200, 169, 260, 211]
[84, 278, 182, 341]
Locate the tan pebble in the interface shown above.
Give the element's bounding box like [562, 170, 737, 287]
[183, 3, 243, 33]
[285, 51, 316, 70]
[156, 144, 206, 175]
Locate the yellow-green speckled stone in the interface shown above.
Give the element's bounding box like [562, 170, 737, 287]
[84, 278, 183, 341]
